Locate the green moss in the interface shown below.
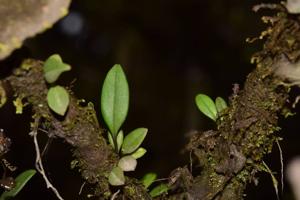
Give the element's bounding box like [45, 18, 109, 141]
[70, 160, 78, 169]
[0, 81, 7, 108]
[208, 171, 225, 189]
[236, 169, 250, 183]
[21, 59, 38, 71]
[13, 97, 24, 114]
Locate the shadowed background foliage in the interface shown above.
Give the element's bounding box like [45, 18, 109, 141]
[1, 0, 298, 199]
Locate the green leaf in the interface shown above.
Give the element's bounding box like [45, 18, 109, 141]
[149, 183, 169, 197]
[195, 94, 217, 121]
[47, 86, 70, 116]
[43, 54, 71, 83]
[108, 130, 123, 151]
[118, 156, 137, 172]
[117, 130, 124, 152]
[131, 147, 147, 159]
[215, 97, 228, 114]
[108, 132, 115, 149]
[141, 173, 157, 189]
[0, 169, 36, 199]
[108, 167, 125, 186]
[121, 128, 148, 154]
[101, 64, 129, 137]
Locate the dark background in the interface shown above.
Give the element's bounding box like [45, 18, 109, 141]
[0, 0, 299, 199]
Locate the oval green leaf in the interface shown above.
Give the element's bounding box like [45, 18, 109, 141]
[215, 97, 228, 114]
[121, 128, 148, 154]
[43, 54, 71, 83]
[101, 64, 129, 137]
[195, 94, 217, 121]
[118, 156, 137, 172]
[131, 147, 147, 159]
[108, 167, 125, 186]
[0, 169, 36, 199]
[141, 173, 157, 189]
[47, 86, 70, 116]
[149, 183, 169, 197]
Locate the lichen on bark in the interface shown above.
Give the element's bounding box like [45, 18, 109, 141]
[0, 0, 71, 60]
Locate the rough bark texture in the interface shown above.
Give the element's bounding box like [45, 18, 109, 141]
[1, 3, 300, 200]
[0, 0, 71, 60]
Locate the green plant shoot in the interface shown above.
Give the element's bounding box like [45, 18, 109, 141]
[121, 128, 148, 154]
[100, 65, 149, 186]
[101, 64, 129, 138]
[0, 169, 36, 200]
[108, 132, 115, 149]
[131, 147, 147, 159]
[116, 130, 124, 152]
[47, 86, 70, 116]
[215, 97, 228, 114]
[195, 94, 217, 121]
[141, 173, 157, 189]
[149, 183, 169, 197]
[43, 54, 71, 83]
[108, 167, 125, 186]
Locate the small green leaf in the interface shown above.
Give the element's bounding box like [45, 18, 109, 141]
[195, 94, 217, 121]
[118, 156, 137, 172]
[108, 167, 125, 186]
[121, 128, 148, 154]
[0, 169, 36, 199]
[108, 132, 115, 149]
[117, 130, 124, 152]
[108, 130, 124, 152]
[215, 97, 228, 114]
[101, 64, 129, 137]
[131, 147, 147, 159]
[149, 183, 169, 197]
[43, 54, 71, 83]
[47, 86, 70, 116]
[141, 173, 157, 189]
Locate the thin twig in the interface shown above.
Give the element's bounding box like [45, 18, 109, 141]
[41, 137, 53, 158]
[78, 181, 86, 195]
[110, 190, 120, 200]
[189, 150, 193, 174]
[276, 139, 284, 196]
[292, 96, 300, 108]
[252, 3, 282, 12]
[262, 161, 280, 200]
[30, 118, 64, 200]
